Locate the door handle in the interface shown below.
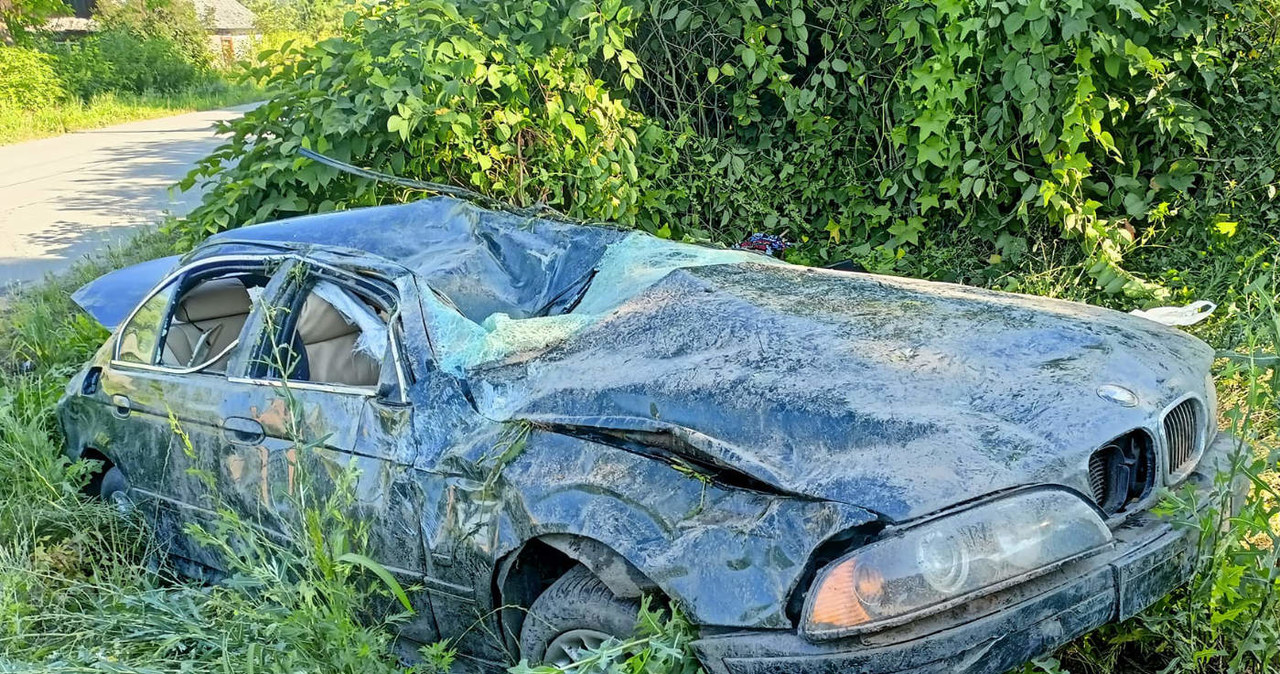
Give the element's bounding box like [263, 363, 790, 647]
[222, 417, 265, 445]
[111, 394, 131, 419]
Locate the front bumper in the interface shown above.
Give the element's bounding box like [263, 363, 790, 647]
[692, 432, 1246, 674]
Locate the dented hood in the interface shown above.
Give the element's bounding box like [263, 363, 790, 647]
[468, 263, 1214, 522]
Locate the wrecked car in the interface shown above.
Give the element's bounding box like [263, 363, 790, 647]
[60, 196, 1236, 673]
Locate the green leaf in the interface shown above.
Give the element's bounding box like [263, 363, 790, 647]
[791, 8, 805, 26]
[339, 552, 413, 612]
[1104, 55, 1123, 78]
[1003, 12, 1025, 35]
[386, 114, 410, 141]
[1109, 0, 1154, 22]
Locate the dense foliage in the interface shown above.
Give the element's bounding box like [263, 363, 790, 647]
[0, 0, 216, 110]
[48, 28, 210, 98]
[182, 0, 1280, 298]
[242, 0, 346, 36]
[49, 0, 213, 97]
[95, 0, 210, 63]
[0, 44, 64, 107]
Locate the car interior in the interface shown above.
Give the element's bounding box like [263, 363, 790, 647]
[122, 264, 391, 389]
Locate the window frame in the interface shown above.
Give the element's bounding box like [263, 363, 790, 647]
[109, 255, 282, 376]
[227, 259, 410, 402]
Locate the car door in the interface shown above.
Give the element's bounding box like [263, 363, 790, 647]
[219, 258, 438, 643]
[96, 255, 278, 572]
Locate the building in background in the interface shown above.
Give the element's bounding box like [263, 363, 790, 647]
[192, 0, 257, 63]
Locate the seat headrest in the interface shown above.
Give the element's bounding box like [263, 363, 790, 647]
[297, 294, 359, 344]
[176, 278, 252, 323]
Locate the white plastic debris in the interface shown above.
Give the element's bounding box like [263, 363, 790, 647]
[1129, 300, 1216, 327]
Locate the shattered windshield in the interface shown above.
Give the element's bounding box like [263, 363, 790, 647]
[423, 233, 783, 376]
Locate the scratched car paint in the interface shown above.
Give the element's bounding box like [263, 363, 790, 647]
[58, 197, 1237, 673]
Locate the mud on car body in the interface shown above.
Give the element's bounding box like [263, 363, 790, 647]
[59, 196, 1239, 673]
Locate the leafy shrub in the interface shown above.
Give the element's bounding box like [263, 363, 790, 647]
[0, 45, 66, 110]
[180, 0, 1280, 297]
[42, 0, 212, 100]
[49, 27, 211, 98]
[95, 0, 211, 66]
[179, 0, 657, 239]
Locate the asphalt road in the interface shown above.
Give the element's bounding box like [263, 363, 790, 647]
[0, 104, 257, 288]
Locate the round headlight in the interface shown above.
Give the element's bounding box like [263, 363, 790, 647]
[916, 530, 970, 593]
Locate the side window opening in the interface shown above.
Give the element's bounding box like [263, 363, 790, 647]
[161, 274, 268, 373]
[117, 284, 177, 365]
[114, 265, 269, 373]
[278, 278, 392, 389]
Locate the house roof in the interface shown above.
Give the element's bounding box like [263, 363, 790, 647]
[44, 16, 98, 32]
[192, 0, 255, 32]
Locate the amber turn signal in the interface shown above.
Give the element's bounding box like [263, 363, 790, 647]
[807, 558, 873, 628]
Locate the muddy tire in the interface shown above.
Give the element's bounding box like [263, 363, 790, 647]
[99, 467, 129, 505]
[519, 564, 641, 666]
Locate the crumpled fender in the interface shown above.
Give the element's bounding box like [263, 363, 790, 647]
[438, 427, 878, 629]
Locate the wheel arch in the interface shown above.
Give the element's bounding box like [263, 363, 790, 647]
[77, 446, 116, 497]
[495, 533, 662, 652]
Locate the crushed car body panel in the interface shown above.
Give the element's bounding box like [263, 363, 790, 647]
[58, 196, 1228, 674]
[466, 259, 1212, 521]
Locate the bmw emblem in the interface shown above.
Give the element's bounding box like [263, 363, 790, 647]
[1097, 384, 1139, 407]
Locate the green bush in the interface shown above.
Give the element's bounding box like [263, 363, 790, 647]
[41, 0, 213, 100]
[180, 0, 1280, 298]
[49, 28, 211, 99]
[95, 0, 211, 66]
[0, 45, 66, 110]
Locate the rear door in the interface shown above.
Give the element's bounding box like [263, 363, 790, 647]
[95, 255, 279, 571]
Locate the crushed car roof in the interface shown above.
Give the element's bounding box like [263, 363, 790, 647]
[202, 199, 632, 322]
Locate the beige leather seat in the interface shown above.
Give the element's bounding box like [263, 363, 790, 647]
[162, 278, 252, 372]
[294, 294, 382, 387]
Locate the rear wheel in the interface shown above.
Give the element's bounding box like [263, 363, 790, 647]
[519, 565, 641, 667]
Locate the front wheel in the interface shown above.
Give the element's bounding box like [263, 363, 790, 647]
[519, 565, 641, 667]
[98, 467, 130, 509]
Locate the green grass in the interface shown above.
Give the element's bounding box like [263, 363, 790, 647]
[0, 81, 263, 146]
